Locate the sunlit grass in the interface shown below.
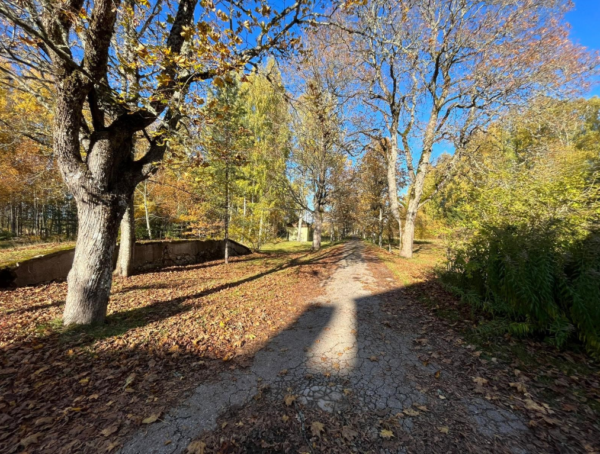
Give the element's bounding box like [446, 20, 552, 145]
[0, 242, 76, 268]
[260, 240, 332, 254]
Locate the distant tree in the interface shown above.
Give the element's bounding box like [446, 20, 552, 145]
[339, 0, 598, 257]
[286, 29, 354, 251]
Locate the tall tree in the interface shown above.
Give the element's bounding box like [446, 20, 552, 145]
[0, 0, 313, 324]
[339, 0, 597, 257]
[286, 29, 354, 251]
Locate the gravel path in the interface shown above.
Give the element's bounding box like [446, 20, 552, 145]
[121, 240, 529, 453]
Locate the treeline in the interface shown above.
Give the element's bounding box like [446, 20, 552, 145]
[0, 85, 77, 241]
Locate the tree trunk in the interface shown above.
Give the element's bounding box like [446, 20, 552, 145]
[399, 111, 438, 258]
[224, 165, 230, 264]
[384, 137, 403, 253]
[63, 198, 124, 325]
[312, 209, 322, 251]
[378, 207, 383, 248]
[115, 195, 135, 277]
[143, 181, 152, 240]
[258, 212, 264, 250]
[297, 211, 303, 242]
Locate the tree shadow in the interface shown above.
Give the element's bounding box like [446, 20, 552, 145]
[2, 299, 65, 316]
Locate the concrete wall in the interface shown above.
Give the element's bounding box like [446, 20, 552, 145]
[0, 239, 251, 288]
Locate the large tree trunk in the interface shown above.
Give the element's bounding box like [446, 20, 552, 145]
[312, 209, 322, 251]
[115, 195, 135, 277]
[384, 137, 403, 253]
[63, 197, 125, 325]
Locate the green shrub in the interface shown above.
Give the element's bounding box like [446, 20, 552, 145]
[443, 223, 600, 356]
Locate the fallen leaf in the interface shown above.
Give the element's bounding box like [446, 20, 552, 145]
[20, 432, 41, 447]
[473, 376, 488, 386]
[341, 425, 357, 440]
[380, 429, 394, 439]
[123, 373, 136, 389]
[142, 413, 161, 424]
[509, 382, 527, 393]
[434, 370, 441, 379]
[311, 421, 324, 437]
[187, 440, 206, 454]
[281, 415, 289, 422]
[284, 395, 296, 406]
[438, 426, 449, 434]
[101, 425, 119, 437]
[524, 399, 547, 414]
[403, 408, 420, 417]
[34, 417, 54, 426]
[106, 441, 120, 452]
[369, 356, 378, 362]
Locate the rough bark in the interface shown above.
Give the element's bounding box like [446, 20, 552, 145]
[312, 208, 323, 251]
[63, 196, 125, 325]
[115, 196, 135, 277]
[385, 137, 403, 253]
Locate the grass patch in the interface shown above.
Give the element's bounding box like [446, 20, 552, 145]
[260, 240, 333, 254]
[0, 241, 75, 268]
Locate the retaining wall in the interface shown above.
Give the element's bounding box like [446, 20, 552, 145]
[0, 239, 251, 288]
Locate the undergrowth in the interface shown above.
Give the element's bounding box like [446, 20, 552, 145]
[442, 224, 600, 357]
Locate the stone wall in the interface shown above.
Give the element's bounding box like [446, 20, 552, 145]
[0, 239, 251, 288]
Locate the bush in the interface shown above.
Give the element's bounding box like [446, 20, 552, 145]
[442, 223, 600, 356]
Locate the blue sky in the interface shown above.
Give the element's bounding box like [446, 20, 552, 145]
[567, 0, 600, 96]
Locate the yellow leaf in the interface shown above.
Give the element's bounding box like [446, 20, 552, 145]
[403, 408, 420, 417]
[187, 440, 206, 454]
[438, 426, 449, 434]
[473, 376, 488, 386]
[123, 373, 136, 389]
[509, 382, 527, 393]
[101, 425, 119, 437]
[284, 395, 296, 406]
[311, 421, 324, 437]
[142, 413, 161, 424]
[380, 429, 394, 439]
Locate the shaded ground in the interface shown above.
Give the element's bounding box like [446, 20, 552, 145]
[0, 242, 345, 453]
[121, 240, 595, 454]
